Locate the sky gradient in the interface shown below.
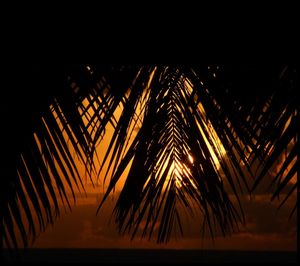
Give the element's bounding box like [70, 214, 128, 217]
[32, 182, 297, 251]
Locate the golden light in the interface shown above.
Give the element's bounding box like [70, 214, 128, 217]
[46, 71, 229, 196]
[75, 74, 228, 192]
[188, 154, 194, 164]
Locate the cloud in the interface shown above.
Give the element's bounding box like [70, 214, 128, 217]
[33, 192, 297, 252]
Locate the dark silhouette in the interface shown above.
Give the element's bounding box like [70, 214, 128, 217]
[1, 64, 297, 250]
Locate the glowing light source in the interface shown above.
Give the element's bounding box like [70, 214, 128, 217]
[188, 154, 194, 164]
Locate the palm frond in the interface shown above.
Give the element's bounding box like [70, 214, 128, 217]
[250, 65, 298, 216]
[96, 66, 246, 242]
[2, 65, 100, 248]
[3, 64, 297, 249]
[185, 66, 255, 193]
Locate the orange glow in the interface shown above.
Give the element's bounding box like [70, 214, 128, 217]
[188, 154, 194, 164]
[74, 77, 228, 192]
[4, 66, 298, 254]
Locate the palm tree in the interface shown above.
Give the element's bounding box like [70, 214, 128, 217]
[2, 64, 297, 249]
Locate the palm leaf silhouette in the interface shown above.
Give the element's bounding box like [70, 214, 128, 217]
[2, 64, 297, 248]
[2, 64, 98, 248]
[250, 65, 298, 217]
[95, 65, 251, 241]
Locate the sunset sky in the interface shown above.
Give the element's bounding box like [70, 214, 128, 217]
[8, 69, 297, 253]
[29, 97, 297, 251]
[32, 182, 296, 250]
